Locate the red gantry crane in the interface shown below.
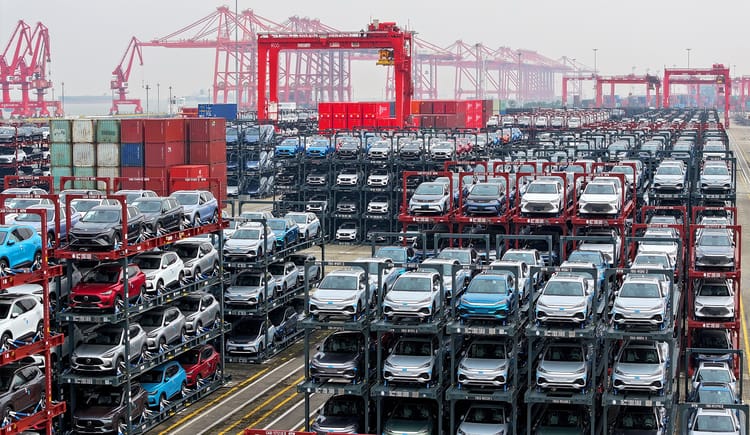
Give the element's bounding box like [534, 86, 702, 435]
[663, 64, 731, 126]
[595, 74, 661, 108]
[0, 20, 62, 117]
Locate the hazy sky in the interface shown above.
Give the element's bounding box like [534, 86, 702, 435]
[2, 0, 748, 102]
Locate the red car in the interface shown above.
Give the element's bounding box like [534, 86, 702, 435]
[70, 263, 146, 311]
[178, 344, 220, 387]
[456, 139, 473, 155]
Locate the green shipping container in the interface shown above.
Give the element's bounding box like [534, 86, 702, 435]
[50, 143, 73, 166]
[51, 166, 72, 192]
[49, 119, 71, 143]
[73, 166, 97, 189]
[95, 119, 120, 143]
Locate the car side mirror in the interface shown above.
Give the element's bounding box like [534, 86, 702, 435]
[162, 265, 168, 269]
[315, 344, 321, 350]
[165, 376, 170, 382]
[198, 252, 205, 258]
[6, 240, 13, 246]
[10, 313, 18, 319]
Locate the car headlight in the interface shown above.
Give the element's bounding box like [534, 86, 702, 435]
[100, 290, 113, 296]
[147, 331, 158, 338]
[614, 367, 624, 375]
[101, 349, 116, 358]
[418, 360, 432, 369]
[574, 366, 587, 374]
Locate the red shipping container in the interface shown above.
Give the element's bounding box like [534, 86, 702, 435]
[144, 167, 169, 196]
[318, 116, 332, 130]
[189, 140, 226, 165]
[145, 141, 186, 167]
[347, 103, 363, 129]
[208, 162, 227, 204]
[483, 100, 493, 114]
[421, 115, 434, 129]
[188, 117, 226, 142]
[144, 118, 185, 143]
[170, 165, 210, 191]
[411, 101, 421, 115]
[375, 103, 390, 118]
[120, 119, 144, 143]
[443, 101, 458, 114]
[432, 102, 445, 114]
[119, 167, 144, 190]
[419, 101, 433, 114]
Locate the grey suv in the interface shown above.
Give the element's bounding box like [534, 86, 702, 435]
[140, 307, 186, 351]
[536, 342, 590, 391]
[132, 196, 184, 235]
[612, 341, 670, 394]
[168, 239, 220, 279]
[310, 331, 366, 383]
[72, 324, 147, 373]
[383, 336, 439, 385]
[457, 339, 510, 388]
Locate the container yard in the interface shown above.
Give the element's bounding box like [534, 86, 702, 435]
[0, 2, 749, 435]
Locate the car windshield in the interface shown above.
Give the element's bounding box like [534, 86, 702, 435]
[697, 388, 733, 404]
[324, 399, 358, 416]
[620, 282, 661, 298]
[268, 220, 286, 231]
[178, 350, 200, 365]
[633, 255, 669, 268]
[467, 343, 506, 359]
[176, 299, 200, 312]
[392, 403, 430, 420]
[546, 346, 583, 362]
[527, 182, 557, 194]
[693, 414, 735, 432]
[542, 411, 581, 427]
[393, 276, 431, 292]
[502, 252, 533, 263]
[134, 256, 161, 270]
[699, 284, 731, 297]
[584, 183, 615, 195]
[699, 233, 732, 247]
[471, 184, 501, 196]
[437, 251, 470, 264]
[543, 280, 583, 296]
[133, 200, 162, 213]
[657, 166, 682, 175]
[87, 392, 121, 407]
[0, 303, 9, 319]
[616, 411, 658, 430]
[568, 251, 601, 264]
[464, 407, 505, 424]
[376, 248, 407, 263]
[5, 198, 41, 209]
[234, 274, 263, 286]
[704, 166, 729, 175]
[642, 232, 676, 245]
[139, 313, 164, 327]
[319, 275, 358, 290]
[289, 215, 307, 224]
[83, 267, 121, 284]
[698, 369, 732, 383]
[232, 229, 261, 240]
[139, 369, 164, 383]
[171, 244, 198, 259]
[14, 212, 44, 222]
[172, 193, 200, 206]
[621, 347, 659, 364]
[91, 329, 122, 345]
[414, 184, 444, 195]
[70, 199, 101, 212]
[236, 319, 263, 335]
[81, 209, 120, 223]
[611, 166, 633, 175]
[322, 336, 361, 353]
[394, 340, 431, 356]
[468, 276, 509, 294]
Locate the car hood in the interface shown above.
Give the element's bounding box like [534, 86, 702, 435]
[72, 221, 117, 232]
[466, 194, 501, 202]
[538, 294, 585, 308]
[458, 422, 509, 434]
[701, 174, 731, 182]
[73, 282, 118, 294]
[312, 415, 359, 432]
[696, 245, 733, 256]
[311, 288, 358, 301]
[386, 354, 433, 368]
[580, 193, 619, 203]
[539, 360, 586, 373]
[385, 291, 432, 305]
[225, 239, 262, 250]
[141, 381, 162, 393]
[614, 297, 665, 311]
[695, 295, 733, 307]
[615, 362, 663, 375]
[653, 174, 683, 183]
[461, 292, 509, 305]
[535, 427, 585, 435]
[226, 286, 264, 296]
[522, 192, 560, 202]
[410, 193, 445, 202]
[74, 406, 119, 419]
[461, 357, 508, 371]
[384, 419, 431, 434]
[312, 352, 359, 365]
[74, 343, 117, 357]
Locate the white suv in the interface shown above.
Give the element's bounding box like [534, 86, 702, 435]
[133, 251, 185, 295]
[0, 294, 45, 347]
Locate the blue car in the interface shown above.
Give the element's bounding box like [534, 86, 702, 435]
[457, 271, 517, 321]
[11, 204, 80, 245]
[170, 190, 219, 226]
[225, 127, 239, 146]
[267, 218, 299, 248]
[305, 138, 334, 159]
[141, 360, 188, 409]
[275, 137, 305, 159]
[0, 224, 43, 270]
[567, 249, 607, 289]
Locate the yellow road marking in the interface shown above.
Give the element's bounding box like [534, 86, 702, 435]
[218, 375, 304, 435]
[742, 284, 750, 376]
[157, 367, 271, 435]
[237, 390, 302, 435]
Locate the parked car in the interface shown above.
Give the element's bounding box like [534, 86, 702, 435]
[408, 182, 451, 215]
[177, 344, 220, 387]
[699, 162, 732, 192]
[0, 224, 42, 270]
[692, 362, 737, 395]
[10, 204, 79, 245]
[269, 305, 299, 342]
[132, 197, 184, 235]
[367, 140, 392, 160]
[612, 274, 668, 328]
[132, 251, 184, 295]
[457, 271, 517, 321]
[612, 341, 670, 394]
[170, 190, 219, 226]
[309, 331, 368, 383]
[382, 402, 436, 435]
[383, 271, 443, 322]
[175, 292, 220, 334]
[534, 275, 592, 325]
[457, 339, 510, 389]
[652, 161, 686, 191]
[367, 169, 392, 187]
[686, 408, 741, 435]
[284, 212, 321, 240]
[366, 195, 391, 215]
[536, 342, 590, 391]
[0, 293, 44, 346]
[168, 239, 220, 279]
[140, 307, 186, 351]
[533, 406, 589, 434]
[308, 269, 371, 320]
[464, 182, 509, 215]
[275, 137, 304, 158]
[267, 217, 299, 248]
[69, 205, 144, 249]
[0, 363, 44, 422]
[335, 221, 358, 242]
[457, 405, 509, 435]
[306, 171, 328, 186]
[383, 336, 440, 385]
[520, 178, 566, 215]
[226, 317, 275, 356]
[72, 384, 148, 435]
[311, 395, 366, 435]
[71, 324, 147, 373]
[223, 222, 276, 262]
[70, 263, 146, 311]
[336, 169, 363, 187]
[695, 228, 735, 269]
[69, 198, 118, 214]
[140, 360, 188, 409]
[226, 271, 277, 308]
[268, 261, 299, 294]
[689, 381, 739, 405]
[612, 407, 666, 435]
[114, 189, 157, 203]
[305, 137, 334, 159]
[289, 253, 322, 285]
[578, 177, 623, 216]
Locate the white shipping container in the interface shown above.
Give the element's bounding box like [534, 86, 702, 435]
[72, 119, 95, 143]
[96, 143, 120, 167]
[96, 166, 120, 181]
[72, 143, 96, 167]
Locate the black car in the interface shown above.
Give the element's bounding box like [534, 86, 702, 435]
[399, 142, 423, 160]
[132, 197, 184, 235]
[0, 363, 45, 421]
[311, 395, 366, 435]
[73, 384, 148, 435]
[335, 141, 360, 159]
[269, 306, 299, 342]
[69, 205, 144, 249]
[310, 331, 367, 383]
[276, 169, 297, 186]
[612, 406, 665, 435]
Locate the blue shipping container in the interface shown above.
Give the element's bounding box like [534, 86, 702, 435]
[198, 103, 237, 120]
[120, 143, 144, 167]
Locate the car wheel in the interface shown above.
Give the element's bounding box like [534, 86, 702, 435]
[0, 259, 8, 275]
[194, 267, 201, 279]
[32, 251, 42, 270]
[192, 214, 200, 228]
[46, 232, 55, 248]
[180, 327, 187, 342]
[213, 313, 220, 328]
[0, 332, 10, 350]
[196, 374, 203, 386]
[35, 320, 43, 339]
[196, 320, 203, 332]
[154, 222, 162, 236]
[305, 231, 309, 240]
[112, 232, 121, 247]
[114, 295, 124, 312]
[2, 406, 12, 425]
[140, 345, 147, 361]
[117, 419, 126, 433]
[156, 280, 164, 295]
[115, 356, 124, 374]
[212, 261, 219, 276]
[211, 210, 218, 224]
[178, 271, 184, 285]
[159, 337, 166, 349]
[159, 393, 167, 410]
[180, 381, 188, 397]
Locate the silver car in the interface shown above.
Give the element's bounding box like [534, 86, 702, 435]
[612, 274, 668, 328]
[382, 271, 443, 321]
[383, 336, 438, 385]
[652, 162, 686, 191]
[140, 307, 186, 351]
[578, 177, 622, 215]
[408, 182, 450, 215]
[223, 223, 276, 262]
[695, 229, 735, 268]
[308, 270, 370, 320]
[692, 362, 737, 395]
[520, 179, 565, 215]
[534, 275, 592, 324]
[168, 239, 220, 279]
[225, 271, 277, 307]
[456, 405, 509, 435]
[175, 292, 220, 334]
[687, 408, 741, 435]
[71, 324, 147, 373]
[457, 339, 509, 388]
[612, 341, 669, 393]
[700, 162, 732, 192]
[536, 342, 589, 390]
[695, 279, 735, 319]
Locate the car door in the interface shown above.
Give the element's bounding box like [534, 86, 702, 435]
[165, 309, 180, 343]
[197, 193, 209, 221]
[126, 265, 140, 298]
[9, 369, 30, 410]
[128, 325, 142, 356]
[127, 207, 140, 238]
[16, 228, 35, 265]
[10, 299, 31, 338]
[165, 364, 180, 397]
[6, 229, 24, 267]
[201, 295, 215, 324]
[164, 199, 178, 230]
[165, 253, 179, 285]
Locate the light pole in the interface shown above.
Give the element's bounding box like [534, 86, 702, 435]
[593, 48, 598, 75]
[168, 86, 173, 115]
[61, 82, 65, 113]
[156, 83, 160, 114]
[686, 48, 691, 68]
[144, 84, 150, 115]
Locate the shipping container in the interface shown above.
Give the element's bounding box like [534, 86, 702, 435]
[96, 166, 120, 183]
[72, 143, 96, 167]
[72, 119, 95, 143]
[375, 103, 390, 118]
[120, 119, 144, 143]
[331, 103, 347, 130]
[120, 143, 145, 167]
[419, 101, 433, 114]
[187, 117, 226, 142]
[347, 103, 362, 129]
[95, 119, 120, 143]
[119, 166, 145, 190]
[197, 103, 237, 120]
[170, 165, 210, 191]
[189, 141, 226, 165]
[411, 100, 421, 115]
[208, 162, 227, 204]
[144, 142, 186, 168]
[432, 101, 445, 114]
[444, 100, 458, 114]
[51, 166, 72, 192]
[49, 119, 71, 143]
[50, 143, 72, 166]
[96, 143, 120, 167]
[73, 166, 97, 189]
[144, 167, 169, 195]
[144, 118, 185, 143]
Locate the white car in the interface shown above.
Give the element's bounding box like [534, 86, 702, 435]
[335, 222, 358, 242]
[637, 228, 680, 266]
[578, 177, 622, 215]
[383, 271, 443, 321]
[521, 178, 566, 215]
[132, 251, 184, 295]
[0, 293, 45, 346]
[687, 408, 741, 435]
[308, 269, 371, 320]
[284, 212, 321, 240]
[0, 148, 26, 164]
